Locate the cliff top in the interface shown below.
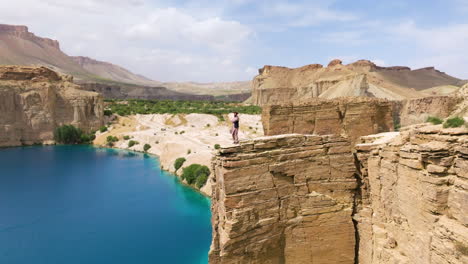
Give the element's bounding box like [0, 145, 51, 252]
[0, 66, 63, 82]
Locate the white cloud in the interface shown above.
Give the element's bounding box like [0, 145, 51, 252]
[390, 21, 468, 78]
[0, 0, 254, 82]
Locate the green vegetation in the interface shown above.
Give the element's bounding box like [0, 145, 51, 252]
[103, 109, 113, 116]
[123, 135, 130, 140]
[143, 144, 151, 152]
[426, 116, 443, 125]
[195, 174, 208, 189]
[214, 144, 221, 149]
[174, 157, 186, 171]
[443, 117, 465, 128]
[128, 140, 139, 148]
[106, 135, 118, 147]
[99, 126, 108, 133]
[54, 125, 95, 144]
[187, 149, 191, 155]
[104, 99, 261, 117]
[181, 164, 210, 188]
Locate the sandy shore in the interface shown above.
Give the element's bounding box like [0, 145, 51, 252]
[94, 113, 263, 196]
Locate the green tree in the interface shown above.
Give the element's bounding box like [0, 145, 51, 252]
[143, 144, 151, 152]
[174, 157, 186, 171]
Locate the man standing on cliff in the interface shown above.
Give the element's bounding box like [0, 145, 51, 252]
[231, 112, 239, 144]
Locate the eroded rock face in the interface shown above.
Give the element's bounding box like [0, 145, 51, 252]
[209, 124, 468, 263]
[0, 66, 104, 146]
[354, 126, 468, 264]
[398, 96, 464, 127]
[210, 134, 357, 264]
[262, 98, 395, 145]
[251, 59, 462, 105]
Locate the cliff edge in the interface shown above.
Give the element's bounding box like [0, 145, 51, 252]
[0, 66, 104, 147]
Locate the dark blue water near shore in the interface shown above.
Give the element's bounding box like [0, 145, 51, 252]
[0, 145, 211, 264]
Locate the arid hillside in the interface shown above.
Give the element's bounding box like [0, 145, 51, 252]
[0, 24, 251, 98]
[252, 59, 463, 105]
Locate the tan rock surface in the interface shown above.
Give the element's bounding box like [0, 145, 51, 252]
[355, 125, 468, 264]
[0, 66, 104, 147]
[252, 59, 462, 106]
[210, 134, 357, 263]
[262, 97, 395, 145]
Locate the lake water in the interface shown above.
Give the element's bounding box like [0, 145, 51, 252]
[0, 145, 212, 264]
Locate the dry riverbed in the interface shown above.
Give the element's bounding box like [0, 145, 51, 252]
[94, 113, 263, 196]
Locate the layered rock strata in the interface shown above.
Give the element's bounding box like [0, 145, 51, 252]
[354, 125, 468, 264]
[397, 96, 464, 127]
[210, 124, 468, 263]
[262, 98, 395, 145]
[0, 66, 104, 147]
[210, 134, 357, 263]
[252, 60, 461, 106]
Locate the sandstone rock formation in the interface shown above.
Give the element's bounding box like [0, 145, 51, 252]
[252, 59, 462, 106]
[354, 125, 468, 264]
[210, 124, 468, 263]
[397, 95, 464, 127]
[0, 23, 252, 98]
[262, 97, 395, 145]
[210, 134, 357, 263]
[0, 66, 104, 147]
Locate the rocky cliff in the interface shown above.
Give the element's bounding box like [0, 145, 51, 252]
[252, 59, 462, 106]
[354, 125, 468, 264]
[0, 66, 104, 147]
[262, 98, 395, 145]
[210, 134, 357, 263]
[210, 124, 468, 263]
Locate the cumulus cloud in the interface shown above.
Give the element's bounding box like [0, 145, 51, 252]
[0, 0, 254, 82]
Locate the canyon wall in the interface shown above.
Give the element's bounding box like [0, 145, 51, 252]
[210, 134, 357, 263]
[262, 98, 395, 145]
[210, 125, 468, 263]
[354, 125, 468, 264]
[251, 60, 462, 106]
[398, 96, 464, 127]
[0, 66, 104, 147]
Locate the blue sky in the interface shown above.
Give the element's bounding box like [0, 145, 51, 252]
[1, 0, 467, 81]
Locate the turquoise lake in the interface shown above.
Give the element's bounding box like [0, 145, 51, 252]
[0, 145, 212, 264]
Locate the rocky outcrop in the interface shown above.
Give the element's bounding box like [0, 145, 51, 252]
[262, 98, 395, 145]
[0, 66, 104, 147]
[210, 134, 357, 263]
[209, 123, 468, 263]
[354, 125, 468, 264]
[0, 24, 60, 49]
[251, 59, 462, 106]
[398, 96, 464, 127]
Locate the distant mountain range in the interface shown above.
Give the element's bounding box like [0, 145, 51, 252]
[0, 24, 251, 100]
[251, 59, 466, 105]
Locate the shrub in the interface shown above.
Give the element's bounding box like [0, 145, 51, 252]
[187, 149, 191, 154]
[182, 164, 210, 185]
[99, 126, 108, 133]
[103, 109, 113, 116]
[206, 123, 211, 127]
[455, 242, 468, 256]
[214, 144, 221, 149]
[443, 117, 465, 128]
[128, 140, 138, 148]
[426, 116, 443, 125]
[123, 135, 130, 140]
[195, 173, 208, 189]
[174, 157, 186, 171]
[143, 144, 151, 152]
[54, 125, 83, 144]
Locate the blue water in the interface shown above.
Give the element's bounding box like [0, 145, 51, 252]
[0, 145, 211, 264]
